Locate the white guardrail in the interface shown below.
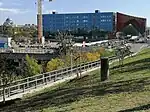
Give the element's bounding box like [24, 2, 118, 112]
[0, 42, 143, 101]
[0, 56, 117, 101]
[0, 48, 53, 54]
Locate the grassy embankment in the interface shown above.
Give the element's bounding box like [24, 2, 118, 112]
[0, 48, 150, 112]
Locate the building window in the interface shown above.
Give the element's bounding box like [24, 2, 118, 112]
[101, 19, 106, 22]
[83, 20, 88, 22]
[83, 16, 88, 18]
[101, 16, 106, 18]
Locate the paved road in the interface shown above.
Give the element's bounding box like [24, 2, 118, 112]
[129, 43, 148, 53]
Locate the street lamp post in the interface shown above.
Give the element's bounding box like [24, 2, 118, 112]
[79, 47, 82, 77]
[68, 35, 74, 76]
[70, 47, 73, 76]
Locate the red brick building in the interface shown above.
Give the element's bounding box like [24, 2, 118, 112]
[116, 12, 146, 35]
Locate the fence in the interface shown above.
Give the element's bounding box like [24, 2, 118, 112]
[0, 48, 54, 54]
[0, 56, 117, 101]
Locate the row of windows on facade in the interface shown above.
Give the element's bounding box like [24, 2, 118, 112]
[45, 26, 112, 30]
[65, 19, 112, 22]
[45, 27, 113, 32]
[44, 23, 113, 27]
[45, 15, 112, 19]
[65, 22, 112, 25]
[64, 15, 112, 19]
[45, 23, 113, 27]
[44, 17, 112, 21]
[46, 24, 113, 29]
[44, 19, 112, 23]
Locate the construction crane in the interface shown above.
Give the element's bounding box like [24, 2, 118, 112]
[37, 0, 52, 43]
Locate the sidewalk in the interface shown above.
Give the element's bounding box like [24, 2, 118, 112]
[0, 66, 100, 102]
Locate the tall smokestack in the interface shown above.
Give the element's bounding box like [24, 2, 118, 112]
[37, 0, 42, 43]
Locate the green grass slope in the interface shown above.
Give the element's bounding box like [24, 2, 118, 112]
[0, 48, 150, 112]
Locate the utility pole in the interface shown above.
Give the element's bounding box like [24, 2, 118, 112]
[70, 47, 73, 75]
[79, 47, 82, 77]
[69, 35, 74, 76]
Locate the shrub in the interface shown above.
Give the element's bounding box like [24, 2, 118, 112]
[46, 58, 64, 72]
[25, 55, 42, 76]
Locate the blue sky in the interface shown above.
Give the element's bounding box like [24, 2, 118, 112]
[0, 0, 150, 26]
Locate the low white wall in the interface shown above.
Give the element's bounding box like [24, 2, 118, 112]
[147, 39, 150, 45]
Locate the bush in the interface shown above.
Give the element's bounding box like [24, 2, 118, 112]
[25, 55, 42, 76]
[45, 47, 113, 72]
[85, 52, 100, 62]
[46, 58, 64, 72]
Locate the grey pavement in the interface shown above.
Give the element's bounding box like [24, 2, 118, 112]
[0, 66, 100, 102]
[129, 43, 148, 53]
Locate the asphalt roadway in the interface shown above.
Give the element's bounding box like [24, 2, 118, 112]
[129, 43, 148, 53]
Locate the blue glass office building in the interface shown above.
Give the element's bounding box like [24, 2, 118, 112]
[43, 10, 115, 33]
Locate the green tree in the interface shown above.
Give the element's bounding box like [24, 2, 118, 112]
[46, 58, 64, 72]
[56, 32, 74, 56]
[0, 54, 18, 104]
[25, 55, 42, 77]
[2, 26, 13, 37]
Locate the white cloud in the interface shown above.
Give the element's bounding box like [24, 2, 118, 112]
[11, 2, 21, 6]
[44, 10, 51, 14]
[43, 10, 56, 14]
[0, 8, 29, 14]
[0, 2, 3, 7]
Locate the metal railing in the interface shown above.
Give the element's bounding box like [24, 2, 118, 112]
[0, 58, 108, 100]
[0, 40, 125, 54]
[0, 48, 54, 54]
[0, 48, 133, 101]
[14, 49, 53, 54]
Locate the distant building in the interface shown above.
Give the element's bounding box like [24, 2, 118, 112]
[15, 25, 24, 27]
[3, 18, 14, 27]
[16, 24, 37, 30]
[43, 10, 115, 33]
[0, 35, 12, 48]
[2, 18, 37, 29]
[146, 27, 150, 36]
[42, 10, 146, 36]
[24, 24, 37, 29]
[116, 12, 146, 36]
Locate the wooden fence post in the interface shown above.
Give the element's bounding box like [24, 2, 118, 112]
[101, 57, 109, 81]
[35, 77, 37, 88]
[27, 78, 29, 88]
[43, 75, 45, 84]
[23, 84, 25, 92]
[8, 87, 10, 97]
